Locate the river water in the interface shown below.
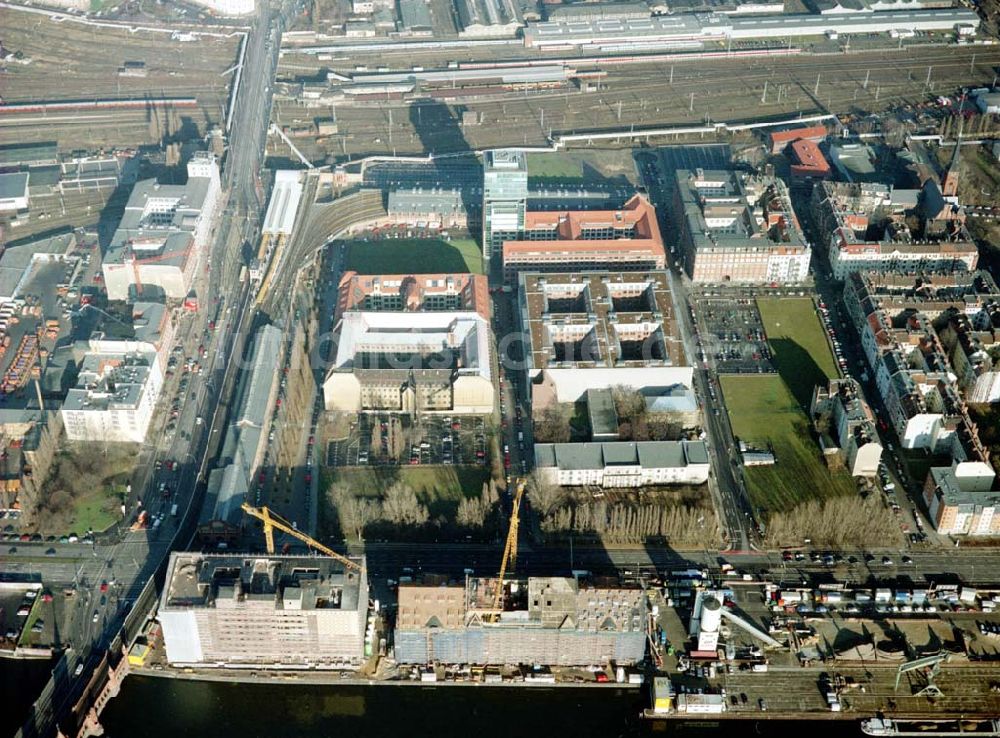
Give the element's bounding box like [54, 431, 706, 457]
[99, 676, 867, 738]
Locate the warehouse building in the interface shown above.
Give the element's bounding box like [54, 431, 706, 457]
[534, 439, 710, 487]
[323, 311, 494, 415]
[159, 553, 369, 668]
[674, 169, 811, 284]
[789, 139, 832, 181]
[335, 271, 489, 322]
[394, 575, 647, 666]
[198, 325, 282, 547]
[811, 181, 978, 279]
[455, 0, 524, 37]
[517, 271, 692, 407]
[0, 172, 30, 213]
[502, 194, 665, 280]
[103, 153, 221, 301]
[60, 350, 163, 444]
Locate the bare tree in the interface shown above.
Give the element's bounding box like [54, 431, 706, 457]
[533, 405, 571, 443]
[526, 472, 565, 517]
[383, 482, 429, 527]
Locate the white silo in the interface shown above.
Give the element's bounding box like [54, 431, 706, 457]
[697, 595, 722, 652]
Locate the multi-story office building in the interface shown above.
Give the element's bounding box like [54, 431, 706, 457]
[516, 271, 691, 407]
[335, 271, 489, 322]
[103, 153, 221, 301]
[159, 553, 369, 668]
[482, 149, 528, 261]
[674, 169, 811, 284]
[502, 195, 666, 280]
[323, 311, 494, 415]
[60, 350, 163, 443]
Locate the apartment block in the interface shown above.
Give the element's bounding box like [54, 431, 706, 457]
[335, 271, 489, 322]
[810, 378, 883, 477]
[674, 169, 810, 284]
[811, 180, 978, 279]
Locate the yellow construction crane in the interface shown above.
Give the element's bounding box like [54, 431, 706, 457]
[241, 503, 361, 571]
[488, 479, 526, 621]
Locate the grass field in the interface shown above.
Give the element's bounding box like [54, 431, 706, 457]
[344, 238, 483, 275]
[721, 375, 856, 515]
[63, 485, 121, 536]
[756, 297, 839, 407]
[328, 465, 489, 518]
[527, 150, 638, 184]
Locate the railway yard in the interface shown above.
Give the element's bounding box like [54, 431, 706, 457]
[0, 11, 239, 152]
[269, 43, 1000, 159]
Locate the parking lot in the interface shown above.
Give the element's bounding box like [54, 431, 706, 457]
[328, 414, 489, 469]
[691, 296, 775, 375]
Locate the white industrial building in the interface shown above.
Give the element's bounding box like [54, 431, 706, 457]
[0, 172, 30, 213]
[103, 153, 221, 302]
[522, 8, 979, 50]
[187, 0, 255, 15]
[88, 301, 177, 373]
[262, 170, 304, 237]
[533, 440, 710, 487]
[323, 311, 495, 415]
[159, 553, 369, 669]
[60, 350, 163, 444]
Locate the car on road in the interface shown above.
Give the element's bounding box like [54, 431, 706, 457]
[882, 556, 894, 566]
[758, 698, 767, 711]
[92, 611, 100, 623]
[100, 581, 108, 593]
[74, 663, 84, 677]
[45, 548, 56, 556]
[902, 555, 912, 564]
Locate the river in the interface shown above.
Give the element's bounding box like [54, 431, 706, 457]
[99, 676, 867, 738]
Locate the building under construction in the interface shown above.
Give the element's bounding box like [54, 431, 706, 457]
[394, 575, 648, 666]
[158, 552, 369, 669]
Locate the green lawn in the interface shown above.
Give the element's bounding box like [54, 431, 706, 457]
[64, 485, 121, 536]
[344, 238, 483, 275]
[721, 374, 855, 516]
[527, 150, 638, 184]
[756, 297, 839, 407]
[329, 465, 489, 518]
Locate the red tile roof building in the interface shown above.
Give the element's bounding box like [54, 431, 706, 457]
[768, 124, 828, 155]
[501, 194, 666, 280]
[789, 139, 832, 180]
[335, 271, 490, 322]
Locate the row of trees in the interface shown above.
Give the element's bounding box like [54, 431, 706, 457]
[764, 494, 900, 548]
[328, 479, 501, 541]
[526, 476, 720, 546]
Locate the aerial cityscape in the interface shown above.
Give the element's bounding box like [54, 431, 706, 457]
[2, 0, 1000, 732]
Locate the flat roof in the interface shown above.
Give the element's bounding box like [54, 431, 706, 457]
[262, 170, 304, 237]
[518, 270, 685, 371]
[534, 440, 710, 470]
[0, 172, 29, 200]
[162, 552, 366, 612]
